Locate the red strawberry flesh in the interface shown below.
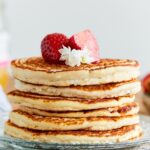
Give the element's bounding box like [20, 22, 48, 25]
[142, 73, 150, 94]
[68, 29, 100, 61]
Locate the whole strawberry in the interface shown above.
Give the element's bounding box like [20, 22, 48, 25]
[41, 33, 68, 63]
[142, 73, 150, 94]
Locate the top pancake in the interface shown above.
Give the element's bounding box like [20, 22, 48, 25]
[12, 57, 140, 86]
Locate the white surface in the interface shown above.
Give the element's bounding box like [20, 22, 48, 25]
[4, 0, 150, 75]
[0, 86, 11, 112]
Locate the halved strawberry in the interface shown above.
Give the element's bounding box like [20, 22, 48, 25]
[142, 73, 150, 93]
[41, 33, 68, 63]
[68, 29, 100, 62]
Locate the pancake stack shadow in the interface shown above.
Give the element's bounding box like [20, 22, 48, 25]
[5, 57, 142, 143]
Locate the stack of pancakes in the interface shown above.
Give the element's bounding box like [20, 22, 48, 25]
[5, 57, 142, 143]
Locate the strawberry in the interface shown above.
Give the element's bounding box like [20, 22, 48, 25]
[68, 29, 100, 62]
[142, 73, 150, 94]
[41, 33, 68, 63]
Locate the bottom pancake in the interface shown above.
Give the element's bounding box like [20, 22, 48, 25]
[19, 102, 139, 117]
[9, 110, 139, 131]
[5, 121, 142, 144]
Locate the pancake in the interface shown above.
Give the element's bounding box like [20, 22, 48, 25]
[8, 91, 135, 111]
[15, 79, 141, 99]
[12, 57, 140, 86]
[5, 122, 142, 143]
[9, 110, 139, 131]
[20, 103, 139, 117]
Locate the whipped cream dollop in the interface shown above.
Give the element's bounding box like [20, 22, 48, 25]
[59, 46, 94, 67]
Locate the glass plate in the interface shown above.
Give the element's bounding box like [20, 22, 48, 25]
[0, 113, 150, 150]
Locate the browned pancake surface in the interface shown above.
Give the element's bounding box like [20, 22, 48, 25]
[12, 110, 137, 124]
[12, 57, 139, 73]
[19, 79, 138, 91]
[8, 90, 134, 104]
[20, 102, 138, 115]
[6, 121, 139, 137]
